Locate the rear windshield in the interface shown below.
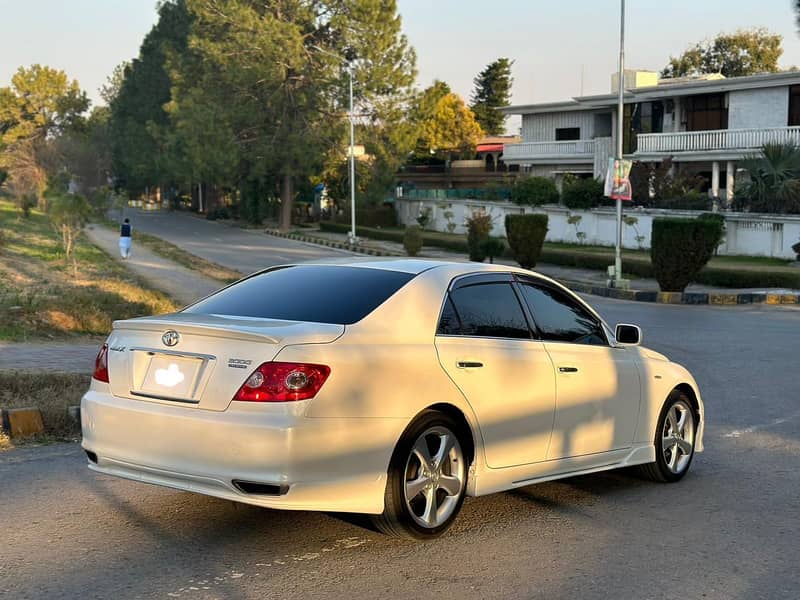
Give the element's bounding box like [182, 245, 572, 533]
[183, 265, 415, 325]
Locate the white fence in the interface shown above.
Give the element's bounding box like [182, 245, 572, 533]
[636, 126, 800, 154]
[396, 198, 800, 259]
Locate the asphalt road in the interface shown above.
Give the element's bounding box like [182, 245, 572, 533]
[116, 209, 354, 274]
[2, 248, 799, 599]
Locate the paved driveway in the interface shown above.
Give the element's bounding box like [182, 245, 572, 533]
[2, 298, 799, 599]
[118, 209, 354, 275]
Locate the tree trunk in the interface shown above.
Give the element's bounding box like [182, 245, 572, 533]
[279, 174, 294, 231]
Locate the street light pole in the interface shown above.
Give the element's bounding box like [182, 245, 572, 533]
[348, 66, 356, 245]
[312, 44, 357, 244]
[614, 0, 625, 286]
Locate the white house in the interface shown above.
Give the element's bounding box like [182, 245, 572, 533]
[501, 70, 800, 201]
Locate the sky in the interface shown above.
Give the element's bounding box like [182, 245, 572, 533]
[2, 0, 800, 133]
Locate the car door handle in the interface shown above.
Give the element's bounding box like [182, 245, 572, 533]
[457, 361, 484, 369]
[558, 366, 579, 373]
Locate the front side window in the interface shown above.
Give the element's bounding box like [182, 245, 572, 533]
[518, 283, 607, 345]
[438, 283, 531, 339]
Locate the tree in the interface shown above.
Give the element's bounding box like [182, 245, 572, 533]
[177, 0, 416, 229]
[109, 0, 191, 195]
[416, 92, 483, 161]
[662, 28, 782, 78]
[470, 58, 513, 135]
[0, 65, 89, 211]
[738, 142, 800, 214]
[45, 175, 91, 260]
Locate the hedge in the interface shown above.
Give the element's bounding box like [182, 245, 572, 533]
[319, 221, 469, 252]
[651, 217, 725, 292]
[511, 176, 559, 206]
[316, 222, 800, 289]
[505, 214, 549, 268]
[334, 206, 397, 228]
[561, 177, 605, 209]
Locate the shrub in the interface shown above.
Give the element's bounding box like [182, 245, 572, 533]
[656, 191, 712, 211]
[792, 240, 800, 260]
[480, 237, 506, 264]
[505, 214, 549, 269]
[651, 216, 725, 292]
[403, 225, 423, 256]
[511, 176, 559, 206]
[561, 176, 605, 209]
[466, 212, 493, 262]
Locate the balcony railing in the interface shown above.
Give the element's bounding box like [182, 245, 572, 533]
[503, 139, 595, 161]
[636, 126, 800, 154]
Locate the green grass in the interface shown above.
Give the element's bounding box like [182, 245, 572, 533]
[0, 200, 178, 341]
[100, 218, 241, 284]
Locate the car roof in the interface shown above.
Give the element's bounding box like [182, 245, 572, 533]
[293, 257, 531, 276]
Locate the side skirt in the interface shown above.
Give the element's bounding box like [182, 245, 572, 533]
[468, 443, 655, 497]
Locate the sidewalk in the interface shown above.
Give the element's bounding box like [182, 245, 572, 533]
[270, 227, 800, 305]
[84, 224, 221, 306]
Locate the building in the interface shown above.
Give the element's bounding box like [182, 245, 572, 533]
[501, 70, 800, 201]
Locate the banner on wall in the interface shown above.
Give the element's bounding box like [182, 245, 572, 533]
[604, 158, 633, 201]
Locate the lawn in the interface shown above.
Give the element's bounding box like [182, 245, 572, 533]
[0, 199, 178, 341]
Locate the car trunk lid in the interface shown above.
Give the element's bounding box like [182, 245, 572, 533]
[105, 313, 344, 411]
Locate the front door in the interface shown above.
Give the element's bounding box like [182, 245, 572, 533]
[434, 276, 556, 468]
[516, 279, 641, 459]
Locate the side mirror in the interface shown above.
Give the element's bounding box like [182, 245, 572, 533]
[615, 324, 642, 346]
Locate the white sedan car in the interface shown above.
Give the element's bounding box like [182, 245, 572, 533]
[82, 259, 704, 539]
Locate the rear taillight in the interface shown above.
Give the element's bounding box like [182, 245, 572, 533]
[233, 362, 330, 402]
[93, 343, 109, 383]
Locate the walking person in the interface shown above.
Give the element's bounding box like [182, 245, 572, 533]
[119, 218, 133, 259]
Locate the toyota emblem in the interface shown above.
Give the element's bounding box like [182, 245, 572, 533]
[162, 330, 180, 347]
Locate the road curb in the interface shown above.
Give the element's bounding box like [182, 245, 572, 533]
[263, 230, 800, 307]
[265, 229, 404, 257]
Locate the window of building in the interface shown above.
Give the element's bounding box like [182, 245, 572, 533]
[789, 85, 800, 126]
[438, 283, 531, 339]
[685, 93, 728, 131]
[555, 127, 580, 141]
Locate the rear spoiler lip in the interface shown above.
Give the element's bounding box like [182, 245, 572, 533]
[112, 315, 345, 345]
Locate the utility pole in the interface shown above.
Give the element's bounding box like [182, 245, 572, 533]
[614, 0, 625, 286]
[348, 65, 356, 245]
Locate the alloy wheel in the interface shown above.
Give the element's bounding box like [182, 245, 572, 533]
[403, 426, 465, 529]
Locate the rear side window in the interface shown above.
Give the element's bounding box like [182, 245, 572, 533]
[439, 283, 531, 339]
[184, 266, 415, 324]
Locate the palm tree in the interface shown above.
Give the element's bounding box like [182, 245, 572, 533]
[738, 142, 800, 214]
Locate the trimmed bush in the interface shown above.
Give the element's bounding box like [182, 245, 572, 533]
[505, 214, 549, 269]
[480, 237, 506, 264]
[651, 216, 725, 292]
[466, 212, 493, 262]
[561, 176, 605, 209]
[403, 225, 423, 256]
[511, 176, 559, 206]
[656, 192, 712, 211]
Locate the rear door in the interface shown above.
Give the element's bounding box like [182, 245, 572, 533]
[515, 278, 641, 459]
[434, 274, 556, 468]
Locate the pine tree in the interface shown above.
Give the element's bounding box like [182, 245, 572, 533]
[470, 58, 514, 136]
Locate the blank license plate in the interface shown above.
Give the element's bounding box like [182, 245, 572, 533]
[139, 354, 203, 400]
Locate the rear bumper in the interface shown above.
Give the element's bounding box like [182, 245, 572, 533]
[81, 389, 405, 514]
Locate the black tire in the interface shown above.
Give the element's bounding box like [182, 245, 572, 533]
[372, 410, 468, 539]
[636, 389, 697, 483]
